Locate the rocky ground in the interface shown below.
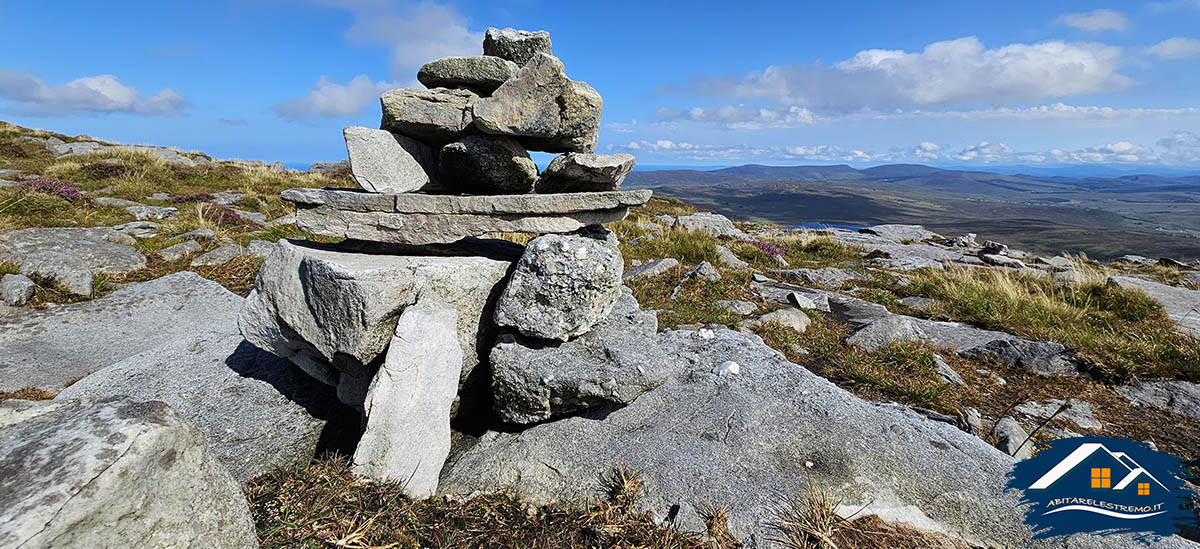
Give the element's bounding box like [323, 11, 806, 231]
[4, 57, 1200, 549]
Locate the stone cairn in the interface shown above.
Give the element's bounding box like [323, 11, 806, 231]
[239, 28, 651, 498]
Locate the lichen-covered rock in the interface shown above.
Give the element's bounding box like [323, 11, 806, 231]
[622, 258, 678, 281]
[535, 153, 636, 193]
[482, 27, 552, 66]
[471, 53, 602, 153]
[157, 239, 201, 261]
[491, 289, 671, 424]
[380, 87, 478, 145]
[493, 232, 623, 341]
[0, 398, 257, 548]
[673, 212, 748, 239]
[438, 135, 537, 194]
[190, 241, 246, 267]
[0, 227, 145, 295]
[417, 56, 520, 95]
[343, 126, 438, 193]
[1, 273, 34, 306]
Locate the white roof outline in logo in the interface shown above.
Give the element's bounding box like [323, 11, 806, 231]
[1028, 443, 1168, 491]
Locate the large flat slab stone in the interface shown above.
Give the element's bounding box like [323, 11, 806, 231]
[0, 272, 243, 392]
[1108, 276, 1200, 338]
[282, 188, 650, 245]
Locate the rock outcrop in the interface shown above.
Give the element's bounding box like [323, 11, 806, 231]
[0, 227, 145, 295]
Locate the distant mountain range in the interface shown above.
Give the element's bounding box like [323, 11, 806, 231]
[626, 163, 1200, 261]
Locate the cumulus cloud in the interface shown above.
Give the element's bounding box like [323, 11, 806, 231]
[653, 104, 814, 129]
[667, 37, 1129, 118]
[1148, 37, 1200, 59]
[0, 70, 187, 116]
[1157, 130, 1200, 163]
[274, 75, 395, 119]
[314, 0, 481, 77]
[1056, 9, 1128, 32]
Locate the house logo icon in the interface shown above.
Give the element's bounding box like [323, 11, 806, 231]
[1006, 436, 1194, 542]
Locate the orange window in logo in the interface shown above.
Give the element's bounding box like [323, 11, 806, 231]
[1091, 468, 1111, 488]
[1138, 483, 1150, 495]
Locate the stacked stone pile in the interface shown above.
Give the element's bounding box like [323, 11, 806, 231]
[241, 28, 653, 498]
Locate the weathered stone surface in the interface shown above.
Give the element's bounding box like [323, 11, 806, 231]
[344, 126, 438, 193]
[828, 230, 965, 263]
[683, 260, 721, 282]
[0, 398, 257, 548]
[494, 233, 623, 341]
[380, 87, 478, 145]
[0, 272, 243, 392]
[673, 212, 747, 239]
[870, 256, 944, 271]
[715, 245, 748, 268]
[0, 227, 145, 295]
[1108, 275, 1200, 338]
[622, 257, 678, 281]
[239, 239, 517, 410]
[775, 267, 865, 287]
[483, 27, 552, 66]
[417, 56, 520, 94]
[982, 240, 1008, 254]
[980, 253, 1025, 269]
[934, 355, 965, 386]
[191, 241, 246, 267]
[535, 153, 636, 193]
[960, 338, 1078, 376]
[995, 417, 1034, 459]
[353, 296, 462, 497]
[898, 296, 935, 310]
[859, 224, 938, 243]
[111, 221, 161, 238]
[247, 239, 275, 257]
[126, 204, 177, 220]
[490, 289, 671, 424]
[443, 327, 1084, 548]
[1, 273, 34, 306]
[1014, 399, 1102, 431]
[439, 135, 538, 194]
[846, 316, 928, 351]
[1117, 254, 1155, 265]
[179, 227, 216, 240]
[715, 299, 756, 315]
[282, 188, 651, 245]
[1118, 380, 1200, 420]
[309, 159, 349, 173]
[472, 53, 602, 153]
[158, 239, 201, 261]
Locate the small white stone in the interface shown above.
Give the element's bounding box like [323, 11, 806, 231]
[698, 328, 716, 340]
[541, 374, 555, 384]
[713, 360, 740, 376]
[805, 461, 814, 468]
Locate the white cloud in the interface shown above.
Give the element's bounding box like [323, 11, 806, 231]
[1056, 9, 1128, 32]
[274, 75, 395, 119]
[654, 104, 814, 129]
[0, 70, 187, 116]
[672, 37, 1129, 117]
[1157, 130, 1200, 163]
[954, 141, 1013, 162]
[1148, 37, 1200, 59]
[314, 0, 481, 77]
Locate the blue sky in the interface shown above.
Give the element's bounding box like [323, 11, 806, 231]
[2, 0, 1199, 170]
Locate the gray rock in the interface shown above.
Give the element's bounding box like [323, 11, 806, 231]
[380, 87, 478, 145]
[1036, 256, 1075, 270]
[1007, 249, 1029, 259]
[945, 233, 978, 247]
[472, 53, 602, 153]
[715, 300, 757, 315]
[110, 221, 161, 239]
[209, 192, 247, 205]
[1014, 399, 1102, 431]
[190, 242, 246, 267]
[673, 212, 747, 239]
[231, 208, 267, 225]
[266, 213, 297, 227]
[343, 126, 438, 193]
[247, 239, 275, 258]
[846, 316, 928, 351]
[125, 204, 177, 220]
[869, 256, 944, 271]
[786, 291, 822, 310]
[774, 267, 865, 287]
[980, 253, 1025, 269]
[535, 153, 636, 193]
[621, 258, 679, 281]
[483, 27, 552, 66]
[417, 56, 520, 94]
[1116, 254, 1154, 265]
[490, 289, 671, 424]
[57, 330, 348, 483]
[1118, 380, 1200, 420]
[239, 239, 517, 410]
[1107, 276, 1200, 338]
[830, 230, 965, 263]
[0, 272, 244, 392]
[715, 245, 748, 268]
[683, 260, 721, 282]
[308, 160, 349, 173]
[859, 224, 938, 243]
[147, 192, 171, 201]
[269, 161, 286, 172]
[744, 307, 811, 333]
[898, 296, 935, 310]
[1160, 257, 1190, 269]
[982, 240, 1009, 254]
[494, 233, 623, 341]
[0, 227, 145, 295]
[1180, 270, 1200, 288]
[178, 227, 215, 241]
[960, 339, 1078, 376]
[94, 196, 141, 208]
[934, 355, 965, 386]
[1, 273, 35, 306]
[282, 187, 651, 245]
[443, 328, 1039, 547]
[438, 135, 538, 194]
[353, 296, 462, 497]
[157, 240, 201, 261]
[0, 398, 257, 548]
[995, 417, 1034, 459]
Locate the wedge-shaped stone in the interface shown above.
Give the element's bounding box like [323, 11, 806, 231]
[344, 126, 438, 193]
[380, 88, 477, 145]
[471, 54, 602, 153]
[438, 135, 537, 194]
[536, 152, 636, 193]
[417, 56, 519, 95]
[483, 27, 552, 66]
